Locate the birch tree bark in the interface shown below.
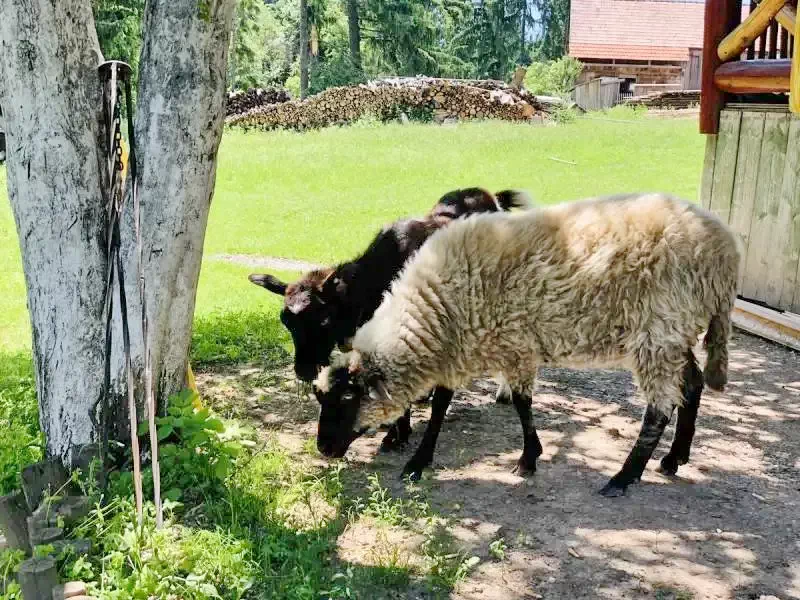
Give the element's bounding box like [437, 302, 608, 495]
[0, 0, 236, 463]
[0, 1, 108, 462]
[109, 0, 236, 440]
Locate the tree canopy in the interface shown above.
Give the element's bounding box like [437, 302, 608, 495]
[92, 0, 573, 95]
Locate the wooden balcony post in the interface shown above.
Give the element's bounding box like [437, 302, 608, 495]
[701, 0, 744, 133]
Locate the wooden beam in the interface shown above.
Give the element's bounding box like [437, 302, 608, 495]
[701, 0, 744, 134]
[775, 4, 796, 32]
[791, 12, 800, 112]
[718, 0, 788, 61]
[714, 59, 790, 92]
[732, 298, 800, 351]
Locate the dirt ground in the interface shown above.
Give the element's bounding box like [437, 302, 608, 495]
[199, 330, 799, 600]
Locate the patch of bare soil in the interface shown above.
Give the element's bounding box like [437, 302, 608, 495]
[199, 332, 800, 599]
[210, 253, 323, 273]
[644, 108, 700, 120]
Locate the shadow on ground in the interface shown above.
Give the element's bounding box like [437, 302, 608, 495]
[197, 331, 800, 600]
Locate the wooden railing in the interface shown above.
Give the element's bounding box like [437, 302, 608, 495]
[700, 0, 797, 133]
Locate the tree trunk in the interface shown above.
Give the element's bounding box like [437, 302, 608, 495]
[0, 0, 236, 465]
[299, 0, 309, 99]
[346, 0, 362, 72]
[109, 0, 236, 440]
[0, 0, 108, 463]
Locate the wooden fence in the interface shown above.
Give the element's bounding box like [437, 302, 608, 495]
[573, 77, 623, 111]
[700, 105, 800, 313]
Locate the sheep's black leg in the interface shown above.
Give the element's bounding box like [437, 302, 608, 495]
[600, 403, 672, 497]
[379, 408, 412, 452]
[510, 390, 543, 476]
[659, 351, 704, 476]
[401, 387, 454, 481]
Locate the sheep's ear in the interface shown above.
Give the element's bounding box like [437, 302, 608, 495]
[248, 274, 287, 296]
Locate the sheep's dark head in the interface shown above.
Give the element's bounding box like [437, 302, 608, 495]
[312, 352, 398, 458]
[248, 267, 359, 382]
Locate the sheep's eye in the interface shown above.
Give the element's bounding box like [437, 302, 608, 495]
[342, 391, 355, 402]
[320, 317, 331, 326]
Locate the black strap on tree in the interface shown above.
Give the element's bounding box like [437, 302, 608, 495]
[98, 60, 150, 527]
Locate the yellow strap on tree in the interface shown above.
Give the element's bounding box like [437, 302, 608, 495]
[187, 363, 202, 409]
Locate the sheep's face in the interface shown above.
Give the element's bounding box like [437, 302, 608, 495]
[312, 365, 368, 458]
[312, 354, 397, 458]
[248, 268, 356, 382]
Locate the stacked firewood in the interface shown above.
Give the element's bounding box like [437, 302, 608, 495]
[626, 90, 700, 109]
[225, 87, 291, 117]
[226, 77, 544, 130]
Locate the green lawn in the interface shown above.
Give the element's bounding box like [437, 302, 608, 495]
[0, 112, 704, 353]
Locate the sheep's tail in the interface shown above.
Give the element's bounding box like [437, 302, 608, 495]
[703, 311, 731, 392]
[495, 189, 534, 211]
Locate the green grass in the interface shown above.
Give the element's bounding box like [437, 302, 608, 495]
[0, 168, 28, 354]
[210, 113, 703, 264]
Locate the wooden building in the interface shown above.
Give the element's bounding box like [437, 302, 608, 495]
[568, 0, 706, 92]
[700, 0, 800, 346]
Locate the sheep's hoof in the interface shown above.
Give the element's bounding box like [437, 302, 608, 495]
[512, 458, 537, 477]
[599, 480, 628, 497]
[599, 474, 640, 497]
[401, 461, 428, 482]
[379, 435, 408, 453]
[657, 453, 686, 476]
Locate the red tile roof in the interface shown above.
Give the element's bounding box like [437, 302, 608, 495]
[569, 0, 706, 62]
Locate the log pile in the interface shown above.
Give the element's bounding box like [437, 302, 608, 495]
[226, 77, 545, 130]
[626, 90, 701, 109]
[225, 87, 291, 117]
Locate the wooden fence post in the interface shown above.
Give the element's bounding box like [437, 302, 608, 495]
[701, 0, 744, 133]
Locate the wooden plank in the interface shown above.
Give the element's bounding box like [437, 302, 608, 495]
[794, 263, 800, 312]
[700, 134, 718, 209]
[769, 19, 779, 59]
[732, 298, 800, 351]
[729, 111, 766, 291]
[714, 59, 791, 93]
[776, 116, 800, 311]
[742, 111, 790, 302]
[792, 9, 800, 113]
[701, 0, 744, 133]
[709, 110, 743, 224]
[775, 4, 796, 32]
[718, 0, 787, 61]
[726, 102, 791, 111]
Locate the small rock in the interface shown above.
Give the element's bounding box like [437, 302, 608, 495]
[53, 581, 88, 600]
[0, 535, 6, 551]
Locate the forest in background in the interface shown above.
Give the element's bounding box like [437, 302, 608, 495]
[93, 0, 572, 98]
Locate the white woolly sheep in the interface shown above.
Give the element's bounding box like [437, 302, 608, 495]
[313, 192, 741, 497]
